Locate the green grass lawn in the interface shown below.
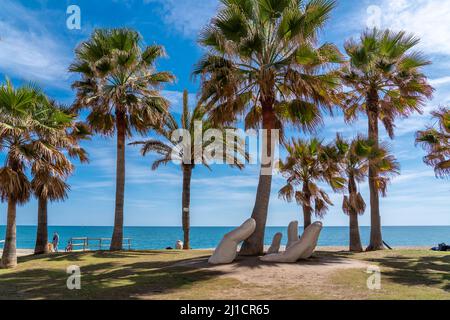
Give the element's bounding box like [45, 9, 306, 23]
[0, 249, 448, 300]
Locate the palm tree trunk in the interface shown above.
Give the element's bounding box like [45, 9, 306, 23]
[302, 183, 312, 230]
[34, 197, 49, 255]
[111, 111, 126, 251]
[182, 165, 193, 250]
[1, 198, 17, 268]
[240, 96, 276, 256]
[349, 211, 363, 252]
[366, 89, 384, 251]
[348, 178, 363, 252]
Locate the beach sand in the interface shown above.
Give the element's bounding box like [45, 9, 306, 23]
[0, 249, 34, 257]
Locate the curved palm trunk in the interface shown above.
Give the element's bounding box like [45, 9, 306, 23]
[302, 184, 312, 230]
[182, 165, 193, 250]
[240, 96, 276, 256]
[348, 177, 363, 252]
[366, 90, 384, 251]
[34, 197, 49, 255]
[1, 199, 17, 268]
[111, 111, 126, 251]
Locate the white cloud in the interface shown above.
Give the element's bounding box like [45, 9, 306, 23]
[0, 0, 71, 84]
[144, 0, 219, 38]
[377, 0, 450, 57]
[429, 76, 450, 87]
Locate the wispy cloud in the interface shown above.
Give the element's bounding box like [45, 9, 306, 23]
[0, 0, 71, 85]
[144, 0, 219, 38]
[430, 76, 450, 87]
[377, 0, 450, 57]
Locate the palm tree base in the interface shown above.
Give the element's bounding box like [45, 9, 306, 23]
[365, 244, 385, 251]
[0, 260, 17, 269]
[239, 241, 264, 256]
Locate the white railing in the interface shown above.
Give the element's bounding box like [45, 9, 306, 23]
[69, 237, 132, 251]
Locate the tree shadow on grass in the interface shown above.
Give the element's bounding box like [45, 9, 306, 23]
[318, 250, 450, 292]
[368, 254, 450, 291]
[18, 250, 191, 264]
[0, 255, 226, 300]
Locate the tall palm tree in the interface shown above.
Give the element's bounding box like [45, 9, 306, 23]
[70, 28, 175, 250]
[132, 90, 248, 249]
[0, 80, 70, 268]
[416, 107, 450, 178]
[32, 108, 90, 255]
[341, 28, 433, 250]
[279, 138, 344, 229]
[334, 135, 399, 252]
[194, 0, 342, 255]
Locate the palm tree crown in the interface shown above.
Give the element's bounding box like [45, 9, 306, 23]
[70, 28, 174, 136]
[278, 138, 344, 228]
[195, 0, 342, 132]
[342, 28, 434, 137]
[416, 107, 450, 178]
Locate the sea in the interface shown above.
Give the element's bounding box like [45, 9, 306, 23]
[1, 226, 449, 250]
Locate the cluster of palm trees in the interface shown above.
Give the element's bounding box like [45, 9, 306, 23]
[278, 135, 399, 252]
[195, 0, 433, 254]
[0, 0, 444, 268]
[0, 80, 88, 268]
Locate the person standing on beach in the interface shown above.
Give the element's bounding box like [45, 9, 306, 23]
[52, 232, 60, 253]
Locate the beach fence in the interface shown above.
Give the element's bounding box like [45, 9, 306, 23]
[69, 237, 132, 251]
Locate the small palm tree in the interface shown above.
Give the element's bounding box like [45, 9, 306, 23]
[0, 80, 70, 268]
[32, 106, 90, 255]
[334, 135, 399, 252]
[416, 107, 450, 178]
[195, 0, 343, 255]
[278, 138, 344, 229]
[70, 28, 175, 250]
[132, 90, 248, 249]
[341, 28, 433, 250]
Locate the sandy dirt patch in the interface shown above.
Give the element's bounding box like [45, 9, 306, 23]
[173, 251, 368, 287]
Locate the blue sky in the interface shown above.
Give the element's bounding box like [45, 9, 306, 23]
[0, 0, 449, 227]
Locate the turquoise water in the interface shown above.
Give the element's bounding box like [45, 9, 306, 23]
[1, 226, 449, 250]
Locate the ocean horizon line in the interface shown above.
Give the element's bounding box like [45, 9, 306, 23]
[4, 224, 450, 228]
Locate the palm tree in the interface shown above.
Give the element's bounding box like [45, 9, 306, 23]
[194, 0, 342, 255]
[0, 80, 70, 268]
[278, 138, 344, 229]
[132, 90, 248, 249]
[70, 28, 175, 250]
[32, 107, 89, 255]
[334, 135, 399, 252]
[416, 107, 450, 178]
[340, 28, 433, 250]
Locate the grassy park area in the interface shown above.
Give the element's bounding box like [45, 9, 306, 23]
[0, 249, 448, 300]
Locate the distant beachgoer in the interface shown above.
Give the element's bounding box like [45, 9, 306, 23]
[52, 232, 60, 253]
[175, 240, 183, 250]
[47, 243, 54, 253]
[65, 241, 73, 252]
